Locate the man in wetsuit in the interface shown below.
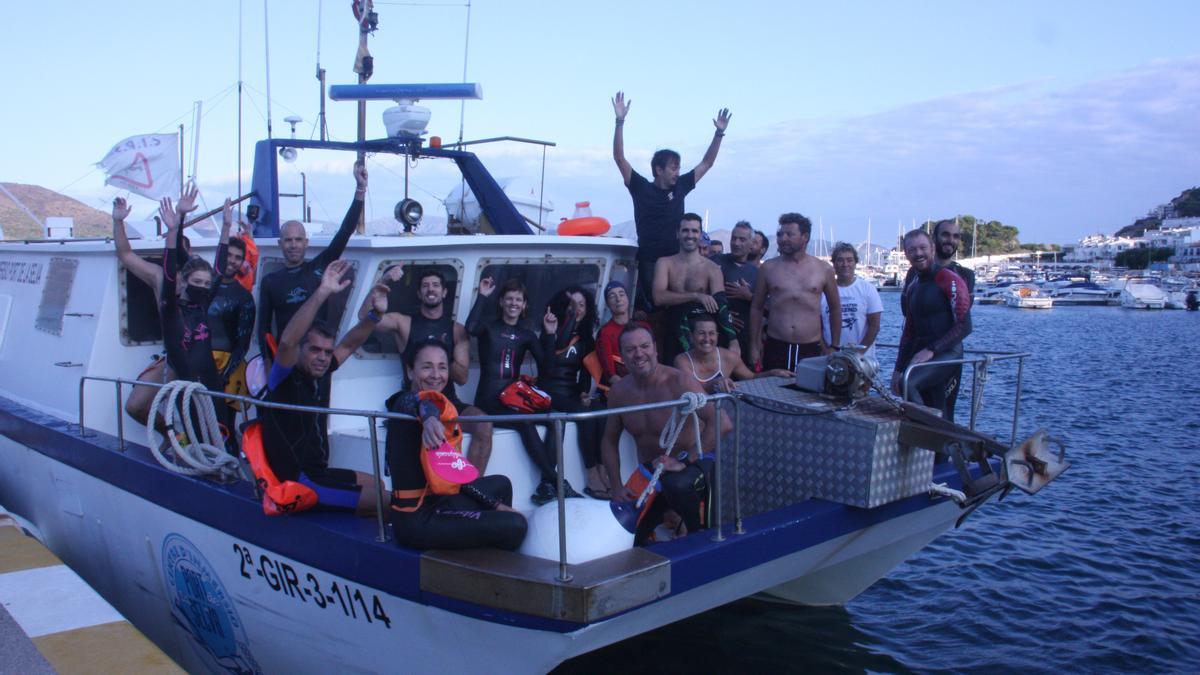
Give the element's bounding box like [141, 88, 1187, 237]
[260, 259, 388, 515]
[652, 214, 739, 364]
[713, 221, 759, 365]
[209, 199, 257, 410]
[748, 213, 841, 371]
[892, 229, 972, 413]
[902, 218, 975, 421]
[611, 91, 731, 315]
[257, 163, 367, 363]
[363, 267, 494, 470]
[603, 324, 719, 545]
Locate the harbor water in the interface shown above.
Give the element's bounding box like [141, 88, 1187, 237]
[559, 295, 1200, 673]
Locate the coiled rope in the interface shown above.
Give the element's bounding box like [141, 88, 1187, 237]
[148, 380, 240, 481]
[658, 391, 707, 461]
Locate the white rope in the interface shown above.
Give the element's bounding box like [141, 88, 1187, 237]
[148, 380, 240, 481]
[658, 391, 708, 460]
[929, 482, 967, 504]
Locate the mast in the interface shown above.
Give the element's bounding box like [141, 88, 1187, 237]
[237, 0, 244, 211]
[352, 0, 376, 233]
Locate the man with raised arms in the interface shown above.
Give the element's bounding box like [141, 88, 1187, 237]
[748, 213, 841, 371]
[362, 267, 494, 470]
[652, 214, 739, 364]
[261, 259, 387, 515]
[611, 91, 731, 315]
[257, 163, 367, 363]
[602, 324, 719, 545]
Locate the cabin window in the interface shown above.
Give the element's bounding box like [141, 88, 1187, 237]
[35, 257, 78, 336]
[360, 259, 464, 356]
[258, 258, 360, 337]
[120, 259, 163, 345]
[475, 257, 605, 326]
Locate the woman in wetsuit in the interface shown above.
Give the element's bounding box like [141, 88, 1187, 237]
[158, 191, 236, 445]
[541, 286, 610, 498]
[467, 277, 581, 505]
[385, 340, 526, 550]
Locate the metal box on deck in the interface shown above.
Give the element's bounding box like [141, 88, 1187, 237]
[732, 377, 933, 511]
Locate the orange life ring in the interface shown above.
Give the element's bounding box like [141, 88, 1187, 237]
[558, 216, 610, 236]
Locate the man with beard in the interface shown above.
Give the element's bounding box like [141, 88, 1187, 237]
[363, 268, 494, 471]
[602, 324, 719, 544]
[712, 221, 759, 365]
[257, 163, 367, 364]
[748, 213, 841, 371]
[209, 198, 257, 409]
[892, 229, 972, 415]
[652, 214, 738, 364]
[611, 91, 731, 315]
[903, 218, 974, 421]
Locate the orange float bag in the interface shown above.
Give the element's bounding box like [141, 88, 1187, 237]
[499, 375, 552, 413]
[417, 391, 475, 495]
[241, 420, 318, 516]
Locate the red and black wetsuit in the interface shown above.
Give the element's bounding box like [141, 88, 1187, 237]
[897, 264, 972, 412]
[384, 391, 526, 550]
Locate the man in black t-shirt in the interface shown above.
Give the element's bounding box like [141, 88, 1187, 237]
[611, 91, 731, 314]
[261, 259, 387, 515]
[713, 220, 759, 365]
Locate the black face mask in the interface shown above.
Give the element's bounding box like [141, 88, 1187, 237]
[184, 285, 212, 306]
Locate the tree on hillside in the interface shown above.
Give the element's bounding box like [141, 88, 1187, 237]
[924, 215, 1021, 256]
[1114, 246, 1173, 270]
[1172, 187, 1200, 218]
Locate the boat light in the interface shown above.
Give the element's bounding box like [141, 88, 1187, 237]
[395, 198, 423, 232]
[279, 115, 303, 163]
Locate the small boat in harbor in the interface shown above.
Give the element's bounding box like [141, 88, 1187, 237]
[1049, 281, 1110, 306]
[1003, 284, 1054, 309]
[1119, 277, 1168, 309]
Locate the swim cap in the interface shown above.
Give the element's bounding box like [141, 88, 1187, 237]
[604, 280, 627, 298]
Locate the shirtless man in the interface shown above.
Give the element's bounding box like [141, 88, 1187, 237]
[602, 324, 719, 544]
[652, 214, 738, 364]
[362, 267, 494, 470]
[748, 213, 841, 371]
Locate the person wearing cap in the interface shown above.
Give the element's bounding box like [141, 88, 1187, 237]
[699, 232, 713, 258]
[595, 280, 650, 388]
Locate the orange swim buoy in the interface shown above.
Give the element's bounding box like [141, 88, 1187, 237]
[558, 216, 611, 236]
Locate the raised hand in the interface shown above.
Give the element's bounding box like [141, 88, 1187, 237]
[320, 259, 353, 295]
[112, 197, 132, 222]
[478, 276, 495, 297]
[383, 265, 404, 282]
[177, 182, 200, 217]
[158, 197, 179, 231]
[714, 107, 732, 132]
[612, 91, 631, 120]
[221, 197, 234, 227]
[369, 283, 390, 314]
[354, 162, 368, 190]
[542, 307, 558, 334]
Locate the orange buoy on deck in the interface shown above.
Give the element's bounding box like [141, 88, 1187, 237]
[557, 216, 610, 236]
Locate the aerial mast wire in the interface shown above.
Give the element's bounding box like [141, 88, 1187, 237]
[263, 0, 274, 140]
[237, 0, 244, 210]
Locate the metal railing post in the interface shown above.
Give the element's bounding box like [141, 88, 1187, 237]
[553, 418, 572, 583]
[115, 380, 126, 452]
[367, 415, 389, 543]
[77, 378, 89, 437]
[734, 397, 744, 535]
[1010, 357, 1025, 448]
[710, 398, 725, 542]
[969, 362, 980, 431]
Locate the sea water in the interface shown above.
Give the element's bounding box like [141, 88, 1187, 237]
[559, 296, 1200, 673]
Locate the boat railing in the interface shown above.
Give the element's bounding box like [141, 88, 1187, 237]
[876, 344, 1032, 446]
[77, 375, 740, 583]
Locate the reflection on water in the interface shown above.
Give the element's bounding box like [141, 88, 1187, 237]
[560, 300, 1200, 673]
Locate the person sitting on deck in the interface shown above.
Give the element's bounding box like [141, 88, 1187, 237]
[364, 266, 494, 471]
[260, 259, 387, 516]
[652, 213, 739, 365]
[673, 314, 791, 395]
[594, 281, 650, 390]
[602, 324, 719, 545]
[385, 339, 527, 550]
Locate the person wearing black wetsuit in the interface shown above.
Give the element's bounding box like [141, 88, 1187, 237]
[257, 163, 367, 359]
[541, 287, 608, 498]
[209, 235, 256, 392]
[386, 340, 526, 550]
[894, 229, 972, 414]
[260, 260, 387, 515]
[466, 277, 580, 505]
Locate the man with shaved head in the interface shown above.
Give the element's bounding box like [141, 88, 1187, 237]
[257, 163, 367, 362]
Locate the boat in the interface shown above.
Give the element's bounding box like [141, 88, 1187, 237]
[1003, 284, 1054, 309]
[0, 22, 1070, 675]
[974, 280, 1018, 304]
[1119, 277, 1168, 309]
[1048, 281, 1109, 306]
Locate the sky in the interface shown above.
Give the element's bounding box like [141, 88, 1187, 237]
[2, 1, 1198, 246]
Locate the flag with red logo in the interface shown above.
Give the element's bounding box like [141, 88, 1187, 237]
[97, 133, 180, 200]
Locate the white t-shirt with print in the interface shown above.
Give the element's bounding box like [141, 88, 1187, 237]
[821, 276, 884, 360]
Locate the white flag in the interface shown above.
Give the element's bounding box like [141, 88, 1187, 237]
[98, 133, 181, 200]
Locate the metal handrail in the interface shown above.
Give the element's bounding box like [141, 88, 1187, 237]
[77, 375, 739, 581]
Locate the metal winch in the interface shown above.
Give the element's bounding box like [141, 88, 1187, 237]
[793, 346, 879, 399]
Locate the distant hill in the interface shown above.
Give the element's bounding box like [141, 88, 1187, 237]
[1115, 186, 1200, 238]
[0, 183, 110, 240]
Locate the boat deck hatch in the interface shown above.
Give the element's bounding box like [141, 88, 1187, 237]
[420, 547, 670, 623]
